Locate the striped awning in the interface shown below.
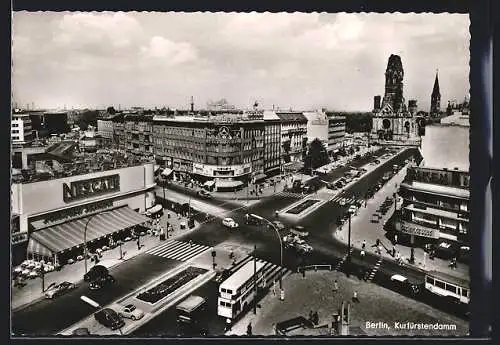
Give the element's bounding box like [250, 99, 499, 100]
[27, 237, 53, 257]
[29, 206, 150, 255]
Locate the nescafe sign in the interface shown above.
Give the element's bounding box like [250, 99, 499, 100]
[63, 174, 120, 203]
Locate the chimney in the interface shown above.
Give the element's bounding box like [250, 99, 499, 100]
[190, 96, 194, 112]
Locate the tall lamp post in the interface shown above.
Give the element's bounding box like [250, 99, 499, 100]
[83, 214, 98, 275]
[249, 214, 283, 290]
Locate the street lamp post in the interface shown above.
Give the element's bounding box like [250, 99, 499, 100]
[84, 214, 98, 275]
[249, 214, 283, 289]
[347, 213, 352, 263]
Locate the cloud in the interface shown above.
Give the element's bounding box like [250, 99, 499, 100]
[140, 36, 198, 64]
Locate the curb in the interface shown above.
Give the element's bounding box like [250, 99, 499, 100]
[12, 222, 202, 314]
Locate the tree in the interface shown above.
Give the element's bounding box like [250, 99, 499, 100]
[107, 106, 116, 115]
[304, 138, 330, 172]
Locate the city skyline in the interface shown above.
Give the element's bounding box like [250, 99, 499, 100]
[13, 12, 469, 111]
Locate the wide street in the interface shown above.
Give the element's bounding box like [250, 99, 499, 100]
[13, 146, 438, 336]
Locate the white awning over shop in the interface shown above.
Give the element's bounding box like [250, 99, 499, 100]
[204, 180, 216, 187]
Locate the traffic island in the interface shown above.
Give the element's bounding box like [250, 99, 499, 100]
[59, 263, 216, 336]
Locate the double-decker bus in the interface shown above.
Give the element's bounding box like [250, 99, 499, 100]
[424, 270, 470, 304]
[217, 260, 266, 320]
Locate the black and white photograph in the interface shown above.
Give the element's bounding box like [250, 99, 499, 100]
[11, 11, 478, 337]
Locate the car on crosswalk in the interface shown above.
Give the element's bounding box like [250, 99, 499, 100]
[222, 218, 239, 229]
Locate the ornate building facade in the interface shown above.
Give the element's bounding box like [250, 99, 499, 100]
[152, 113, 265, 190]
[371, 54, 420, 143]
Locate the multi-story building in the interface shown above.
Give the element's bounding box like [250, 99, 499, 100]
[274, 112, 308, 168]
[153, 113, 265, 191]
[393, 118, 470, 249]
[325, 113, 346, 155]
[11, 148, 155, 266]
[11, 112, 34, 144]
[262, 112, 282, 178]
[303, 111, 329, 150]
[116, 114, 154, 159]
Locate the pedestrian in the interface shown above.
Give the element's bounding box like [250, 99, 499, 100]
[137, 238, 141, 250]
[360, 249, 365, 259]
[189, 239, 193, 248]
[392, 247, 396, 257]
[332, 280, 338, 292]
[308, 310, 314, 322]
[313, 311, 319, 325]
[247, 322, 253, 336]
[362, 240, 366, 250]
[225, 318, 232, 332]
[394, 234, 398, 244]
[272, 280, 276, 296]
[353, 290, 359, 303]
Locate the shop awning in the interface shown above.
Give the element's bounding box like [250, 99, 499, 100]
[27, 237, 53, 257]
[203, 180, 215, 187]
[28, 206, 150, 255]
[161, 168, 173, 176]
[216, 180, 244, 189]
[253, 173, 267, 182]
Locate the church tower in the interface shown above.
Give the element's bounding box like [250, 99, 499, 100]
[430, 70, 441, 116]
[381, 54, 406, 115]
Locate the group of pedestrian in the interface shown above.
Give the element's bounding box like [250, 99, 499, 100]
[308, 310, 319, 325]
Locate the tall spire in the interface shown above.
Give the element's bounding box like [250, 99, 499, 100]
[432, 69, 440, 97]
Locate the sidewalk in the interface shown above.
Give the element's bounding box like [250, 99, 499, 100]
[12, 212, 200, 312]
[227, 271, 467, 336]
[334, 165, 469, 279]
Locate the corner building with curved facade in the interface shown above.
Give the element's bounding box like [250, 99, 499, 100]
[153, 114, 270, 191]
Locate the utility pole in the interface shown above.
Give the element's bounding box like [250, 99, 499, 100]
[253, 244, 257, 314]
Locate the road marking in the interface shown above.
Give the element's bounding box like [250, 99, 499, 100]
[145, 240, 212, 262]
[366, 257, 384, 282]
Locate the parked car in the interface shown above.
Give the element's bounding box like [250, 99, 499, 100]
[222, 218, 239, 229]
[348, 205, 357, 214]
[370, 213, 380, 223]
[94, 308, 125, 330]
[117, 304, 145, 321]
[44, 281, 76, 299]
[339, 198, 347, 206]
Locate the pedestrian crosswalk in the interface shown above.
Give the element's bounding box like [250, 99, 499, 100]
[278, 191, 306, 199]
[228, 255, 292, 287]
[145, 240, 212, 262]
[366, 257, 383, 282]
[334, 248, 353, 272]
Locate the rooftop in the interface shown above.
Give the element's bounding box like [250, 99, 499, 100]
[220, 260, 265, 290]
[153, 113, 264, 124]
[12, 147, 153, 184]
[275, 112, 308, 123]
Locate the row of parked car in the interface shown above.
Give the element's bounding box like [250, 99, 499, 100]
[13, 259, 57, 279]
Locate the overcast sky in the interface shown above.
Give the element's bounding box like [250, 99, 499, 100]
[12, 12, 469, 111]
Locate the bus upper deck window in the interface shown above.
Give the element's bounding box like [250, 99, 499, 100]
[426, 276, 434, 284]
[462, 288, 468, 297]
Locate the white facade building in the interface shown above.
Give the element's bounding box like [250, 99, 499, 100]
[12, 113, 34, 144]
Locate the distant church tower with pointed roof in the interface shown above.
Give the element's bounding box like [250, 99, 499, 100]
[430, 70, 441, 117]
[371, 54, 420, 145]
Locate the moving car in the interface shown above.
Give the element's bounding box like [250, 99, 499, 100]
[94, 308, 125, 330]
[89, 275, 116, 290]
[348, 205, 357, 214]
[197, 189, 211, 198]
[293, 242, 313, 254]
[84, 265, 110, 282]
[117, 304, 145, 321]
[339, 198, 347, 206]
[44, 281, 76, 299]
[176, 295, 206, 324]
[390, 274, 421, 296]
[214, 269, 232, 283]
[222, 217, 239, 229]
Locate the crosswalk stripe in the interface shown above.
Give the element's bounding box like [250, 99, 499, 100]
[152, 241, 187, 256]
[175, 246, 208, 261]
[146, 240, 178, 255]
[146, 240, 211, 262]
